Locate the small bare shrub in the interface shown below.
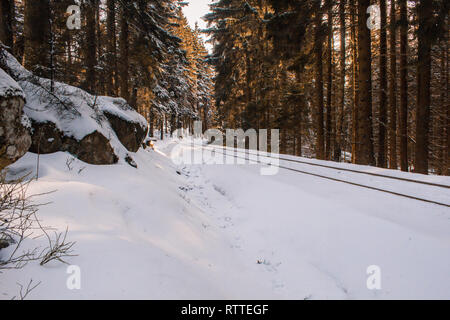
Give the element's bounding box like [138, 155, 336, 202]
[12, 279, 41, 300]
[39, 226, 76, 266]
[0, 170, 76, 271]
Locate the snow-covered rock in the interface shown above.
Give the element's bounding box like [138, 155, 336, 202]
[28, 121, 118, 165]
[0, 68, 25, 99]
[0, 47, 148, 165]
[98, 97, 148, 153]
[0, 67, 31, 170]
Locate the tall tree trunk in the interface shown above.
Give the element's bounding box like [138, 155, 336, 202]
[295, 69, 303, 157]
[296, 105, 303, 157]
[130, 87, 137, 110]
[399, 0, 408, 171]
[355, 0, 374, 165]
[314, 9, 325, 160]
[119, 2, 130, 101]
[149, 110, 154, 138]
[351, 0, 359, 163]
[170, 113, 177, 136]
[95, 0, 104, 94]
[446, 25, 450, 176]
[325, 2, 333, 160]
[106, 0, 118, 96]
[66, 38, 72, 82]
[85, 0, 97, 93]
[23, 0, 50, 77]
[378, 0, 388, 168]
[280, 66, 288, 154]
[0, 0, 14, 50]
[438, 43, 447, 175]
[52, 0, 72, 84]
[388, 0, 398, 169]
[203, 100, 209, 131]
[335, 0, 346, 162]
[415, 0, 432, 174]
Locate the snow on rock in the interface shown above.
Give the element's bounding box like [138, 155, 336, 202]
[0, 68, 25, 99]
[0, 48, 148, 165]
[97, 96, 147, 128]
[98, 97, 148, 152]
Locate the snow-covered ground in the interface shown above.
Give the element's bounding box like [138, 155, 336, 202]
[1, 139, 449, 299]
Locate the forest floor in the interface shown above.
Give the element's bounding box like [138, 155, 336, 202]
[1, 139, 449, 299]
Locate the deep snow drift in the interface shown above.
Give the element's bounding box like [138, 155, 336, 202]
[1, 140, 449, 299]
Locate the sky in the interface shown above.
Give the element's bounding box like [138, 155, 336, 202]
[182, 0, 213, 50]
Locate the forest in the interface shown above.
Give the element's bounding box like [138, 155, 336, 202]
[1, 0, 448, 175]
[204, 0, 449, 175]
[0, 0, 215, 143]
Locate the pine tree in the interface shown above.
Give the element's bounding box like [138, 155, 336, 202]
[0, 0, 14, 50]
[336, 0, 346, 162]
[106, 0, 118, 96]
[398, 0, 408, 171]
[314, 2, 325, 160]
[415, 0, 433, 174]
[118, 0, 130, 101]
[378, 0, 388, 168]
[325, 1, 333, 160]
[23, 0, 51, 77]
[350, 0, 359, 163]
[355, 0, 374, 165]
[84, 0, 97, 93]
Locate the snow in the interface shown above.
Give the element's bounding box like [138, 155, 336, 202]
[96, 96, 148, 128]
[21, 80, 109, 141]
[207, 145, 450, 205]
[0, 68, 25, 99]
[1, 139, 449, 299]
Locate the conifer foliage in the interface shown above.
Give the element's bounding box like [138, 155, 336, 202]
[2, 0, 214, 137]
[205, 0, 449, 175]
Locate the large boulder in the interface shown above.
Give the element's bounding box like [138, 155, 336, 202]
[28, 120, 62, 154]
[28, 121, 118, 165]
[0, 68, 31, 171]
[97, 96, 148, 153]
[66, 131, 118, 165]
[104, 112, 147, 152]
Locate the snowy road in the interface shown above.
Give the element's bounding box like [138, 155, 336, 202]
[1, 140, 449, 299]
[169, 141, 450, 299]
